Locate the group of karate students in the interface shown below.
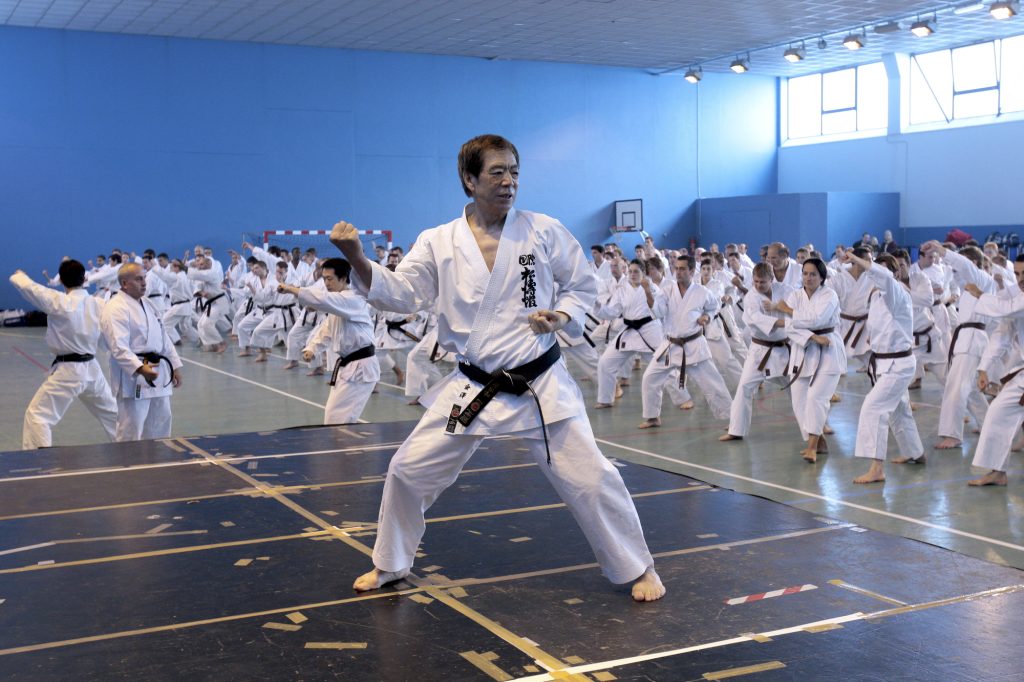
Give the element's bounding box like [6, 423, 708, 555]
[581, 236, 1024, 487]
[14, 233, 1024, 490]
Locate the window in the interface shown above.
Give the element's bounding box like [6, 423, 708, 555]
[786, 62, 888, 141]
[909, 35, 1024, 125]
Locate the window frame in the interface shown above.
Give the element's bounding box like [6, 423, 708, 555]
[784, 61, 888, 144]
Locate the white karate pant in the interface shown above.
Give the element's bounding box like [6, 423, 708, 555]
[115, 397, 172, 442]
[561, 342, 599, 384]
[641, 357, 731, 420]
[231, 303, 251, 335]
[163, 303, 198, 345]
[197, 298, 231, 346]
[854, 360, 923, 460]
[971, 372, 1024, 471]
[251, 313, 288, 350]
[371, 412, 654, 584]
[405, 341, 449, 398]
[378, 348, 410, 376]
[23, 360, 118, 449]
[790, 373, 841, 440]
[286, 316, 320, 364]
[913, 354, 948, 385]
[236, 312, 263, 350]
[707, 335, 743, 388]
[597, 347, 653, 404]
[324, 380, 375, 425]
[937, 353, 988, 441]
[727, 355, 786, 438]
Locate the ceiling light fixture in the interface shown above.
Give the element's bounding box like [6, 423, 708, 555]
[730, 55, 750, 73]
[684, 66, 702, 83]
[874, 21, 901, 34]
[783, 43, 806, 62]
[911, 17, 936, 36]
[842, 31, 866, 50]
[990, 1, 1018, 19]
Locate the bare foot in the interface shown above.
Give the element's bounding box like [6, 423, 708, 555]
[619, 378, 630, 387]
[254, 351, 269, 363]
[638, 418, 661, 430]
[594, 402, 613, 409]
[854, 461, 885, 484]
[614, 384, 624, 399]
[822, 424, 834, 435]
[830, 393, 841, 403]
[934, 437, 962, 450]
[893, 454, 926, 465]
[907, 378, 922, 390]
[817, 435, 829, 454]
[801, 449, 817, 463]
[719, 434, 743, 441]
[407, 398, 420, 405]
[353, 567, 411, 591]
[214, 342, 227, 354]
[307, 367, 325, 376]
[679, 401, 694, 410]
[968, 470, 1008, 486]
[282, 360, 298, 370]
[238, 350, 253, 357]
[631, 567, 665, 602]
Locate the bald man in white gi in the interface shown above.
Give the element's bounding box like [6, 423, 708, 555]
[333, 134, 663, 602]
[11, 261, 119, 448]
[101, 263, 183, 441]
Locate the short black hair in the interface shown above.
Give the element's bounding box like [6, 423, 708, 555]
[108, 253, 122, 265]
[676, 254, 696, 271]
[157, 252, 169, 260]
[591, 244, 605, 253]
[58, 259, 86, 288]
[458, 134, 520, 197]
[321, 258, 351, 282]
[803, 257, 828, 281]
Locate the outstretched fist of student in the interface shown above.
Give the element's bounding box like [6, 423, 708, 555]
[330, 221, 363, 259]
[528, 310, 569, 334]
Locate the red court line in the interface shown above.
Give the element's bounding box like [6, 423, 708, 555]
[12, 346, 49, 372]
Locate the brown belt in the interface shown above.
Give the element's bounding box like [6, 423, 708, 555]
[840, 312, 868, 348]
[751, 337, 790, 375]
[913, 325, 933, 354]
[868, 348, 913, 386]
[1001, 366, 1024, 406]
[947, 322, 986, 366]
[784, 327, 836, 389]
[662, 329, 705, 389]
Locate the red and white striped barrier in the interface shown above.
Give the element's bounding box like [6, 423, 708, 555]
[726, 584, 817, 605]
[261, 229, 393, 249]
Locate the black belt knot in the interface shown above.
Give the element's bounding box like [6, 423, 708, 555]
[329, 345, 376, 386]
[616, 316, 655, 351]
[455, 344, 562, 464]
[913, 325, 934, 354]
[137, 351, 174, 387]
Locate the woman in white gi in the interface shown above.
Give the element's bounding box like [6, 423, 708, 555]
[279, 258, 379, 424]
[961, 256, 1024, 486]
[639, 254, 732, 429]
[100, 263, 183, 442]
[720, 262, 793, 441]
[766, 258, 846, 463]
[332, 135, 663, 602]
[923, 241, 995, 449]
[10, 261, 119, 449]
[594, 259, 666, 408]
[828, 247, 875, 369]
[843, 251, 925, 484]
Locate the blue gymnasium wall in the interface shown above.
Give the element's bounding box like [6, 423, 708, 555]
[778, 119, 1024, 247]
[0, 26, 778, 310]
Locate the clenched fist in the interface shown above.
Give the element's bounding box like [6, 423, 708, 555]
[330, 220, 364, 261]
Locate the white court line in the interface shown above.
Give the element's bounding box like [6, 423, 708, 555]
[596, 437, 1024, 555]
[179, 356, 326, 410]
[266, 351, 405, 391]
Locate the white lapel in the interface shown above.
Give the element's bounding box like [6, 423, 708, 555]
[464, 207, 520, 361]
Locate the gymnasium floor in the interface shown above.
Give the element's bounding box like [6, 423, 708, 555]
[1, 326, 1023, 679]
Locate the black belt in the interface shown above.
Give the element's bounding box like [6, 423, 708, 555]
[715, 312, 734, 339]
[455, 344, 561, 464]
[271, 303, 296, 327]
[429, 342, 442, 363]
[947, 322, 986, 365]
[868, 348, 913, 386]
[329, 345, 376, 386]
[913, 325, 934, 354]
[137, 351, 174, 387]
[200, 292, 226, 317]
[52, 353, 95, 366]
[386, 319, 421, 343]
[841, 312, 868, 348]
[170, 299, 191, 306]
[147, 293, 165, 299]
[302, 308, 318, 326]
[193, 293, 204, 313]
[243, 298, 255, 316]
[1001, 367, 1024, 406]
[616, 316, 656, 351]
[751, 337, 790, 375]
[784, 327, 836, 389]
[661, 329, 705, 389]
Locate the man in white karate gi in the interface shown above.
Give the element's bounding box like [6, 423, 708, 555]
[332, 134, 664, 602]
[101, 263, 183, 441]
[11, 260, 119, 449]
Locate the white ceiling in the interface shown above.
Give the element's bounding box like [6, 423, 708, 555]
[2, 0, 1024, 76]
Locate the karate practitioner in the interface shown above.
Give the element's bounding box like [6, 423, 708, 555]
[767, 258, 846, 463]
[188, 255, 231, 352]
[283, 259, 325, 372]
[700, 258, 744, 387]
[332, 134, 663, 601]
[844, 251, 925, 484]
[404, 312, 455, 403]
[279, 258, 379, 424]
[100, 263, 183, 441]
[594, 259, 666, 408]
[963, 255, 1024, 486]
[639, 254, 732, 429]
[720, 262, 793, 441]
[767, 243, 803, 290]
[11, 261, 119, 449]
[829, 247, 875, 368]
[923, 241, 995, 449]
[250, 261, 297, 361]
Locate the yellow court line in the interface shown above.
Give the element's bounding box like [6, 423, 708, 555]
[827, 579, 907, 606]
[0, 531, 326, 574]
[864, 583, 1024, 620]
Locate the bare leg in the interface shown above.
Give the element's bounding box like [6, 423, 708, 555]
[968, 470, 1008, 486]
[854, 459, 886, 484]
[631, 567, 665, 602]
[353, 567, 411, 591]
[802, 435, 819, 463]
[817, 434, 829, 454]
